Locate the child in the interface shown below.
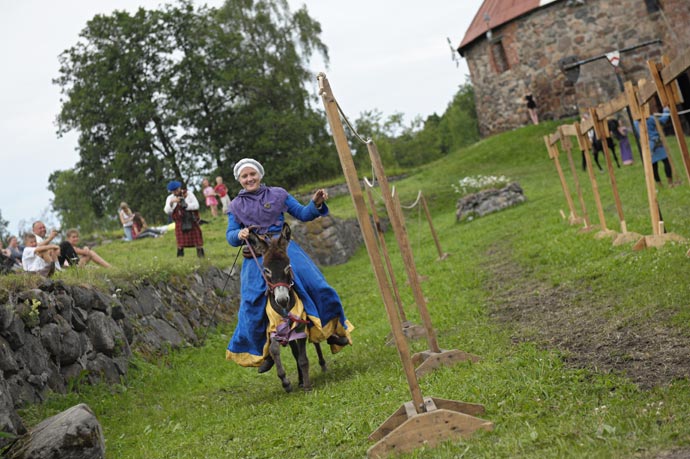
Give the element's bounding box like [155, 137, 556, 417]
[214, 176, 231, 214]
[59, 229, 112, 268]
[21, 234, 60, 277]
[202, 178, 218, 218]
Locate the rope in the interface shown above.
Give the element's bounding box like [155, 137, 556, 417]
[335, 100, 371, 146]
[400, 190, 423, 209]
[652, 108, 690, 117]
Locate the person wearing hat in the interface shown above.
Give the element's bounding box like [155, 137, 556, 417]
[224, 158, 353, 372]
[164, 180, 205, 257]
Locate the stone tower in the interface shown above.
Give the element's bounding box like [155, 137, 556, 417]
[457, 0, 690, 136]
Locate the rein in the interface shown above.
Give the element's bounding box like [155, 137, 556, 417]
[244, 233, 306, 346]
[244, 234, 295, 295]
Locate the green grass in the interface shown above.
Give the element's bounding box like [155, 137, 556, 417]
[16, 120, 690, 458]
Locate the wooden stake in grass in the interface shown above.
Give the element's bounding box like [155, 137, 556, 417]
[318, 73, 492, 458]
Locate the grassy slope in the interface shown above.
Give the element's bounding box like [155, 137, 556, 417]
[18, 120, 690, 458]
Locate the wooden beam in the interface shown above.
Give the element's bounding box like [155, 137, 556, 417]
[647, 60, 670, 107]
[660, 47, 690, 84]
[637, 78, 658, 105]
[595, 92, 629, 119]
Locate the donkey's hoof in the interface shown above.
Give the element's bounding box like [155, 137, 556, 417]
[283, 383, 293, 393]
[257, 358, 274, 374]
[327, 334, 349, 346]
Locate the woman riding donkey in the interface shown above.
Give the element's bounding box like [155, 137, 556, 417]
[225, 158, 353, 373]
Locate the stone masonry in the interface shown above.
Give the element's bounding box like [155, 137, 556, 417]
[460, 0, 690, 136]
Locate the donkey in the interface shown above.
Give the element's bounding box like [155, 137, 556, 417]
[247, 223, 327, 392]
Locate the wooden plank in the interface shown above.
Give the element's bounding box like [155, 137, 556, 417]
[548, 131, 560, 146]
[595, 92, 629, 119]
[579, 115, 593, 133]
[560, 123, 578, 137]
[637, 78, 658, 105]
[647, 60, 669, 107]
[660, 47, 690, 84]
[662, 55, 685, 104]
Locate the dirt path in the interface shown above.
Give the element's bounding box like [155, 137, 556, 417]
[483, 244, 690, 390]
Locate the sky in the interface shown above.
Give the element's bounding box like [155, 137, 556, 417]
[0, 0, 481, 236]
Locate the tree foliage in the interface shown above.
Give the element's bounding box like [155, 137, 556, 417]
[0, 209, 9, 244]
[53, 0, 336, 226]
[348, 82, 479, 171]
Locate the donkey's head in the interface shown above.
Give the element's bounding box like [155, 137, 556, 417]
[249, 223, 293, 317]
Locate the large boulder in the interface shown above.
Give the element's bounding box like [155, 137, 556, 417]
[3, 403, 105, 459]
[456, 182, 526, 222]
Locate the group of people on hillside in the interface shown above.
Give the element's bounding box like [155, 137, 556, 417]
[1, 221, 112, 277]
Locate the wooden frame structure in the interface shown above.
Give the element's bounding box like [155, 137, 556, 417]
[318, 73, 492, 458]
[573, 115, 617, 239]
[545, 48, 690, 250]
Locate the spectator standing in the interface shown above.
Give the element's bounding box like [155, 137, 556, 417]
[118, 202, 135, 241]
[164, 181, 205, 258]
[525, 94, 538, 125]
[635, 106, 677, 187]
[615, 120, 634, 165]
[202, 178, 219, 218]
[214, 176, 231, 214]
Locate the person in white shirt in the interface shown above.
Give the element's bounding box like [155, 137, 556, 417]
[164, 181, 204, 258]
[32, 221, 59, 246]
[22, 234, 60, 277]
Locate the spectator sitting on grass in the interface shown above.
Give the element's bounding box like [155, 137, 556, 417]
[132, 213, 162, 239]
[22, 233, 60, 277]
[32, 220, 59, 246]
[59, 229, 112, 268]
[6, 236, 23, 265]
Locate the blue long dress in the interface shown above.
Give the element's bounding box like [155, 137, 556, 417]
[225, 186, 353, 367]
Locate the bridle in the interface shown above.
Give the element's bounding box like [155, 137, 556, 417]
[244, 235, 295, 296]
[244, 234, 308, 346]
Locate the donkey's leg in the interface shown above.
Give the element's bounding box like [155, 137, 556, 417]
[289, 341, 304, 388]
[294, 339, 311, 391]
[313, 342, 327, 373]
[270, 338, 292, 393]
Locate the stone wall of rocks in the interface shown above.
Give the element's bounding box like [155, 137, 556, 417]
[0, 266, 240, 448]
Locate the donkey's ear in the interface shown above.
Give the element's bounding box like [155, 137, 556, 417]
[281, 222, 291, 242]
[247, 230, 268, 253]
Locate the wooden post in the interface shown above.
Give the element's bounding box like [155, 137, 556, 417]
[366, 142, 442, 354]
[625, 80, 661, 236]
[654, 116, 679, 183]
[590, 108, 626, 234]
[558, 125, 591, 229]
[364, 182, 426, 341]
[364, 183, 408, 323]
[317, 73, 493, 458]
[419, 192, 449, 261]
[575, 120, 611, 237]
[544, 134, 579, 224]
[661, 54, 690, 184]
[317, 73, 425, 412]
